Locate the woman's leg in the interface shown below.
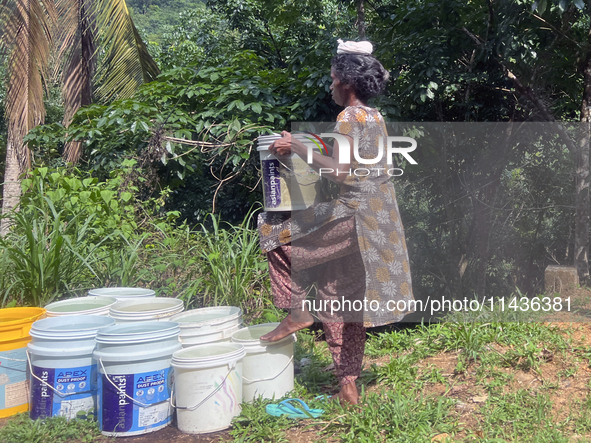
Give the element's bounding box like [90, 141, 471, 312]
[323, 321, 366, 404]
[316, 249, 367, 404]
[261, 245, 314, 341]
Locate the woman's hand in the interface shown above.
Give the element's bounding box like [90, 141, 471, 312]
[269, 131, 292, 157]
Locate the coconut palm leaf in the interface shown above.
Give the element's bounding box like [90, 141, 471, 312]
[93, 0, 159, 101]
[56, 0, 96, 162]
[1, 0, 56, 171]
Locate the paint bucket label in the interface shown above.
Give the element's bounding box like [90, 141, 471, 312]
[30, 363, 96, 420]
[98, 367, 173, 434]
[0, 348, 28, 410]
[262, 159, 282, 209]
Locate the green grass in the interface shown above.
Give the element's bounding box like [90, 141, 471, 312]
[2, 320, 589, 442]
[478, 390, 566, 442]
[0, 413, 102, 443]
[319, 390, 457, 443]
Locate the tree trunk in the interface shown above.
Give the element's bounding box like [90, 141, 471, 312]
[356, 0, 366, 40]
[574, 8, 591, 283]
[0, 139, 23, 236]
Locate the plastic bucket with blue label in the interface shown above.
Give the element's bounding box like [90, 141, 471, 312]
[257, 134, 320, 211]
[93, 321, 181, 437]
[27, 315, 115, 421]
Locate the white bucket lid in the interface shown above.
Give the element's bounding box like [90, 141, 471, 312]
[30, 315, 115, 339]
[171, 306, 242, 329]
[109, 298, 184, 319]
[172, 343, 245, 369]
[88, 287, 156, 298]
[45, 296, 117, 316]
[231, 322, 295, 353]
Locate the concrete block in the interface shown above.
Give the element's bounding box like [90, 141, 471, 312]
[544, 265, 579, 293]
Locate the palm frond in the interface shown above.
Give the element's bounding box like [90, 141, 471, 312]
[93, 0, 159, 101]
[57, 0, 96, 162]
[1, 0, 56, 171]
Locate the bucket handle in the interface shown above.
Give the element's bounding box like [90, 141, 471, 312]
[26, 350, 92, 399]
[98, 358, 151, 408]
[170, 362, 235, 412]
[241, 355, 294, 384]
[0, 355, 26, 362]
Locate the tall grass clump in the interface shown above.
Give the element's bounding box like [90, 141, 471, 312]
[0, 165, 142, 307]
[0, 201, 104, 307]
[188, 210, 271, 313]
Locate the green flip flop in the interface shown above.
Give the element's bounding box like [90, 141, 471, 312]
[265, 398, 324, 419]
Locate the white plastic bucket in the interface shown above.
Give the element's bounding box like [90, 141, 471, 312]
[257, 134, 320, 211]
[94, 321, 181, 437]
[231, 323, 295, 402]
[88, 287, 156, 300]
[27, 315, 115, 420]
[170, 306, 242, 348]
[45, 296, 117, 317]
[109, 298, 184, 323]
[171, 343, 245, 434]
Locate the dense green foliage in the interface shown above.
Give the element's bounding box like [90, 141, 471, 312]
[128, 0, 203, 42]
[3, 0, 591, 304]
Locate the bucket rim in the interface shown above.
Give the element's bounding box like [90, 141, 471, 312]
[230, 323, 295, 348]
[172, 342, 245, 368]
[45, 296, 117, 314]
[0, 307, 46, 329]
[171, 306, 242, 328]
[88, 287, 156, 297]
[110, 298, 184, 315]
[179, 323, 241, 340]
[30, 315, 115, 338]
[95, 321, 180, 342]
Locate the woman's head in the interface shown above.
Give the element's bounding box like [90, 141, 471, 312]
[330, 53, 390, 104]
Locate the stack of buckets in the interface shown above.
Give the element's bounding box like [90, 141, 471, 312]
[2, 289, 296, 436]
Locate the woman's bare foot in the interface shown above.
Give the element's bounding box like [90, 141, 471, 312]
[332, 382, 359, 405]
[260, 312, 313, 342]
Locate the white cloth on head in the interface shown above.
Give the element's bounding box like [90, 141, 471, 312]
[337, 39, 373, 55]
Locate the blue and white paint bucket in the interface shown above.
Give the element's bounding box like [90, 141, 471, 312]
[171, 343, 245, 434]
[257, 134, 320, 211]
[27, 315, 115, 420]
[94, 321, 181, 437]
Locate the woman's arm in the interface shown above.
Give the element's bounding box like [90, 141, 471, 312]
[269, 130, 354, 184]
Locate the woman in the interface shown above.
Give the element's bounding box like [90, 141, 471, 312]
[258, 40, 414, 405]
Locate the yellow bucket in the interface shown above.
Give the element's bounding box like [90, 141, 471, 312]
[0, 307, 46, 418]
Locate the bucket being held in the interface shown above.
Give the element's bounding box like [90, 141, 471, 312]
[27, 315, 115, 420]
[171, 343, 245, 434]
[0, 307, 46, 418]
[231, 323, 295, 402]
[257, 133, 321, 211]
[94, 321, 181, 437]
